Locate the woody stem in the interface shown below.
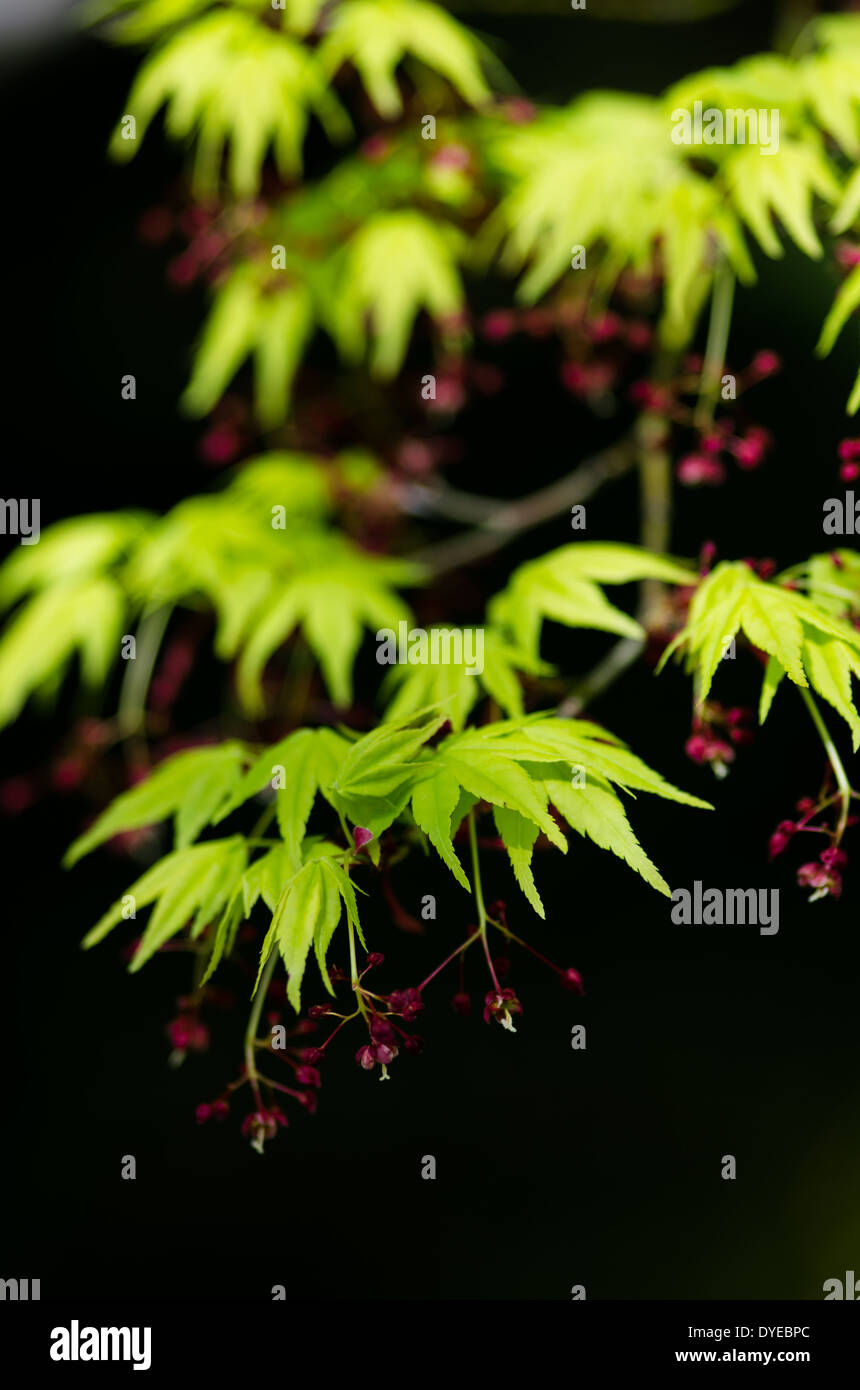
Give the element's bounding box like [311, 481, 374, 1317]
[694, 256, 735, 430]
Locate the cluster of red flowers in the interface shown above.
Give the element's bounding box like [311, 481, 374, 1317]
[837, 436, 860, 483]
[634, 348, 781, 487]
[685, 701, 754, 779]
[769, 793, 858, 902]
[187, 894, 585, 1151]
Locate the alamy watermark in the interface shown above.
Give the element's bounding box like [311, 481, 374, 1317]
[50, 1321, 151, 1371]
[671, 101, 780, 154]
[376, 623, 484, 675]
[671, 882, 779, 935]
[0, 498, 39, 545]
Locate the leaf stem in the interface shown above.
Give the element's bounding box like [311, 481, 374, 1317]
[467, 810, 500, 991]
[245, 947, 278, 1111]
[118, 604, 172, 745]
[418, 932, 479, 993]
[800, 687, 852, 841]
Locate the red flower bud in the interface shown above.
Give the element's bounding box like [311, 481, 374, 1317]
[820, 846, 848, 869]
[561, 967, 585, 995]
[388, 988, 424, 1019]
[749, 350, 781, 378]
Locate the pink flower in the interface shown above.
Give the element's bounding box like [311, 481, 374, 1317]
[388, 988, 424, 1020]
[676, 454, 726, 486]
[797, 854, 845, 901]
[769, 821, 796, 859]
[481, 309, 516, 342]
[483, 988, 522, 1032]
[748, 350, 781, 378]
[241, 1108, 287, 1153]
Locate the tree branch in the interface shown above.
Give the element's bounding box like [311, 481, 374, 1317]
[404, 434, 636, 577]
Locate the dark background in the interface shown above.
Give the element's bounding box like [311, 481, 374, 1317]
[4, 0, 860, 1301]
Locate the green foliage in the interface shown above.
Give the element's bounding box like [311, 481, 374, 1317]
[90, 6, 860, 416]
[489, 543, 697, 659]
[486, 92, 755, 345]
[0, 453, 417, 725]
[98, 0, 492, 196]
[234, 549, 416, 711]
[69, 706, 708, 1000]
[721, 135, 839, 261]
[183, 205, 468, 422]
[65, 742, 248, 865]
[109, 11, 349, 196]
[317, 0, 493, 118]
[262, 854, 358, 1010]
[214, 727, 351, 869]
[0, 577, 125, 729]
[82, 835, 248, 970]
[660, 561, 860, 748]
[382, 628, 551, 730]
[410, 716, 710, 911]
[789, 550, 860, 618]
[182, 264, 318, 425]
[329, 211, 467, 378]
[816, 261, 860, 413]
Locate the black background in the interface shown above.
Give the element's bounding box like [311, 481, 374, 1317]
[5, 0, 860, 1303]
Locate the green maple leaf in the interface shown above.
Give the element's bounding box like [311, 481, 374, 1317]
[109, 10, 349, 195]
[661, 561, 860, 747]
[330, 211, 468, 379]
[214, 727, 352, 869]
[254, 848, 363, 1010]
[381, 628, 551, 730]
[235, 551, 420, 710]
[81, 835, 248, 971]
[0, 577, 126, 731]
[411, 715, 709, 907]
[489, 543, 696, 660]
[65, 743, 249, 865]
[721, 135, 840, 261]
[318, 0, 493, 119]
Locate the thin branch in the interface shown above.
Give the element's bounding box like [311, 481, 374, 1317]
[404, 434, 636, 576]
[556, 634, 645, 718]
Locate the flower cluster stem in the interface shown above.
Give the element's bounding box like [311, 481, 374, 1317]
[800, 687, 852, 841]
